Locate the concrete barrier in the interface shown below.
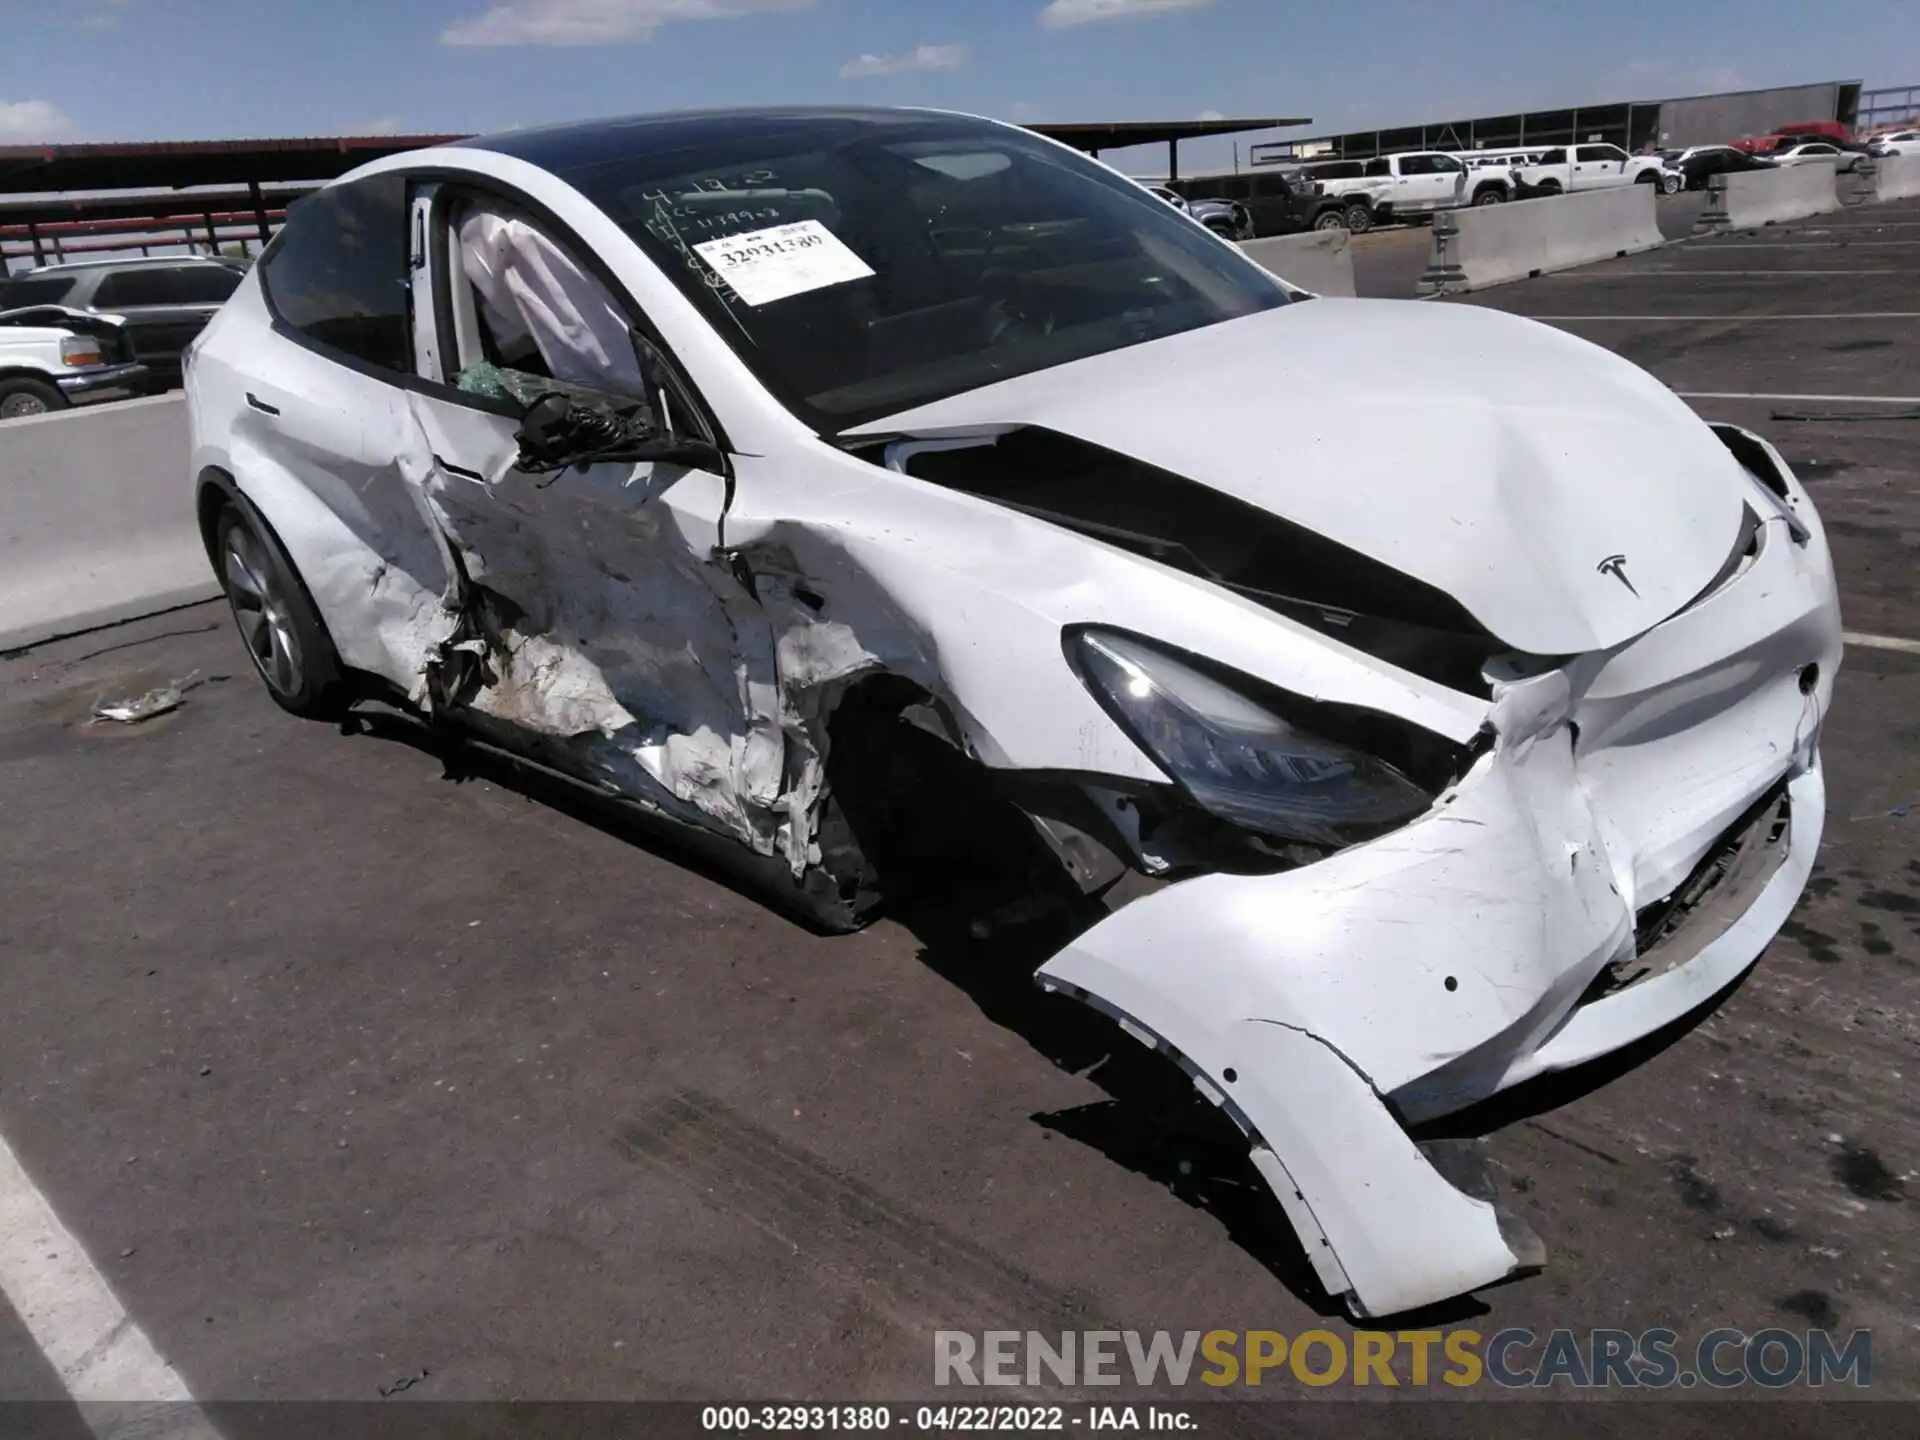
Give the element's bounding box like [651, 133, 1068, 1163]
[1694, 159, 1840, 233]
[1875, 154, 1920, 202]
[1238, 229, 1357, 297]
[1416, 185, 1663, 295]
[0, 394, 214, 653]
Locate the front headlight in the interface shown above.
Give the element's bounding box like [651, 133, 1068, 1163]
[1071, 629, 1445, 847]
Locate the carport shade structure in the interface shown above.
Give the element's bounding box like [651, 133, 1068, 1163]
[1027, 117, 1313, 179]
[0, 115, 1309, 262]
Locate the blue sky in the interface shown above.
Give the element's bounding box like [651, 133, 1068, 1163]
[2, 0, 1914, 175]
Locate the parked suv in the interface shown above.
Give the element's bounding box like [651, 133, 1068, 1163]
[1172, 170, 1362, 235]
[0, 256, 246, 389]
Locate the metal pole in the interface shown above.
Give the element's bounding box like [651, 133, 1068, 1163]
[251, 181, 270, 245]
[1169, 137, 1180, 181]
[27, 221, 45, 266]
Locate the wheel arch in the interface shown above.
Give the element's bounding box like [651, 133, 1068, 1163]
[0, 369, 68, 406]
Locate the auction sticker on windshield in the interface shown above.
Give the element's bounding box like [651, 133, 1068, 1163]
[693, 220, 875, 307]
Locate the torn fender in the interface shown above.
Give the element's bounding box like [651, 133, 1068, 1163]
[1035, 976, 1539, 1318]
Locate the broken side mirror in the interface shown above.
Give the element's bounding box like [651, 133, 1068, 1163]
[513, 391, 724, 476]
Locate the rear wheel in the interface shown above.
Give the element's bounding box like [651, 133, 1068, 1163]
[0, 377, 65, 420]
[1342, 201, 1374, 232]
[1472, 187, 1505, 205]
[213, 501, 349, 720]
[1312, 209, 1348, 231]
[1661, 171, 1683, 195]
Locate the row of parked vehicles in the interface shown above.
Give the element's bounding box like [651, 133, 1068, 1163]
[0, 254, 246, 418]
[1161, 118, 1917, 239]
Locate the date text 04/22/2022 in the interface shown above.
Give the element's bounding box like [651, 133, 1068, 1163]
[699, 1404, 1195, 1431]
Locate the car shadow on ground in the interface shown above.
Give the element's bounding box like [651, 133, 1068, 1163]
[339, 699, 1743, 1326]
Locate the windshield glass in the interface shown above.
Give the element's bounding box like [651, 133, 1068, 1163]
[517, 113, 1292, 433]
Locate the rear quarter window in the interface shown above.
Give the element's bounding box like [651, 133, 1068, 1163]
[93, 269, 187, 307]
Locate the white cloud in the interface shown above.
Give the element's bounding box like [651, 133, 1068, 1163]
[0, 100, 77, 143]
[69, 0, 133, 30]
[1038, 0, 1213, 30]
[1194, 108, 1225, 121]
[350, 117, 408, 136]
[442, 0, 811, 46]
[840, 43, 969, 79]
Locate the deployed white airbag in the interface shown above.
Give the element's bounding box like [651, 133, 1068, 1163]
[457, 204, 644, 392]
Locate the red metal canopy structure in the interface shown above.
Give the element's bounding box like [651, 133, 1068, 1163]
[1, 116, 1309, 268]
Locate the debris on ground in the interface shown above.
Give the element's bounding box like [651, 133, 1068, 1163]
[90, 671, 203, 725]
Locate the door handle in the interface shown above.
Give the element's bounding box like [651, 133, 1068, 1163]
[245, 392, 280, 416]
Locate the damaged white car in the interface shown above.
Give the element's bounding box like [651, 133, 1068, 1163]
[185, 107, 1841, 1319]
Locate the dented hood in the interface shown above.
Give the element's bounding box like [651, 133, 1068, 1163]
[849, 299, 1752, 655]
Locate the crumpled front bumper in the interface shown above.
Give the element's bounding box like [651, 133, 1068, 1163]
[1034, 432, 1841, 1320]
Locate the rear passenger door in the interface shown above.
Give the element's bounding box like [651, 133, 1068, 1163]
[233, 172, 452, 639]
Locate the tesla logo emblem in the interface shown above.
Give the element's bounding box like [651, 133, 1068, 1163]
[1597, 554, 1639, 596]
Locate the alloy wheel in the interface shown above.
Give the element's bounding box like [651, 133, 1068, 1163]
[223, 525, 304, 698]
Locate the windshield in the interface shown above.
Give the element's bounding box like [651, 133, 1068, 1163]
[517, 113, 1291, 433]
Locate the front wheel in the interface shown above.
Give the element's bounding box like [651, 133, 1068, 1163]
[1342, 201, 1374, 232]
[1312, 209, 1348, 232]
[1472, 188, 1505, 206]
[1538, 180, 1563, 196]
[0, 376, 66, 420]
[1661, 172, 1682, 194]
[213, 501, 349, 720]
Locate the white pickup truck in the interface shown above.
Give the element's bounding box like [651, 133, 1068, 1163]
[1308, 151, 1517, 229]
[0, 305, 149, 418]
[1511, 143, 1682, 196]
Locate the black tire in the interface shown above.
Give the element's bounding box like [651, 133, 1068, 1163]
[1472, 187, 1505, 206]
[212, 500, 349, 720]
[1538, 179, 1563, 196]
[1312, 209, 1348, 231]
[1661, 172, 1683, 195]
[1342, 201, 1374, 232]
[0, 376, 67, 420]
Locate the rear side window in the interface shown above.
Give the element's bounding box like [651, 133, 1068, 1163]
[259, 173, 410, 371]
[172, 266, 243, 304]
[0, 274, 77, 309]
[94, 269, 186, 306]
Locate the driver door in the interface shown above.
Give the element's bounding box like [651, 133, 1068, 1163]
[401, 179, 788, 851]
